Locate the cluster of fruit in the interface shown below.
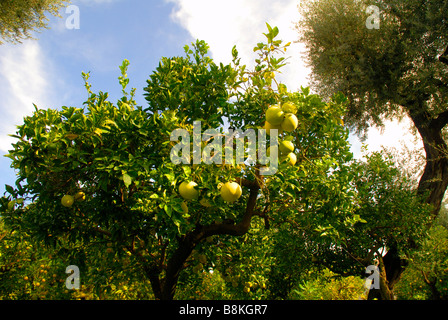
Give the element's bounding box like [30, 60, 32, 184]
[264, 102, 299, 166]
[61, 191, 86, 207]
[242, 280, 266, 293]
[178, 181, 242, 204]
[177, 103, 299, 206]
[23, 264, 60, 299]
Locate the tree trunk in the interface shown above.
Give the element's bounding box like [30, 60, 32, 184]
[415, 126, 448, 217]
[142, 230, 203, 300]
[150, 179, 261, 300]
[408, 103, 448, 216]
[368, 104, 448, 300]
[160, 237, 196, 300]
[367, 246, 407, 300]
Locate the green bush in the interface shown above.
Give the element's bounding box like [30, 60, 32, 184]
[290, 268, 366, 300]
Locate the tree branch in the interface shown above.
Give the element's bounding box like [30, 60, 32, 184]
[236, 177, 262, 189]
[253, 204, 270, 229]
[200, 185, 260, 237]
[439, 44, 448, 66]
[160, 176, 261, 299]
[377, 254, 394, 300]
[431, 109, 448, 131]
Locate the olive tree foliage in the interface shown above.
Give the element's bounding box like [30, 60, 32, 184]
[0, 0, 70, 44]
[297, 0, 448, 217]
[297, 0, 448, 132]
[1, 26, 360, 300]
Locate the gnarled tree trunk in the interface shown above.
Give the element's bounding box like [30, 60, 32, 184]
[413, 114, 448, 217]
[368, 100, 448, 300]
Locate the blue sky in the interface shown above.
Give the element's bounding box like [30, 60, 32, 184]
[0, 0, 419, 195]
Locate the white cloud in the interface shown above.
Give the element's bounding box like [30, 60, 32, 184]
[359, 116, 424, 162]
[0, 41, 51, 152]
[166, 0, 309, 92]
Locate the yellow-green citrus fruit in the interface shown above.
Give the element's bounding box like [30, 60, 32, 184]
[281, 102, 297, 113]
[74, 191, 85, 201]
[220, 182, 242, 202]
[265, 105, 284, 125]
[179, 181, 199, 200]
[286, 153, 297, 166]
[61, 195, 74, 207]
[281, 113, 298, 132]
[279, 140, 294, 155]
[264, 121, 283, 136]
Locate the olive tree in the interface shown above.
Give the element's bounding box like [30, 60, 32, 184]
[0, 0, 70, 44]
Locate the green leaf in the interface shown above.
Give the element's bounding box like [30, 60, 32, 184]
[164, 204, 172, 217]
[182, 166, 191, 177]
[301, 86, 310, 96]
[272, 26, 279, 38]
[232, 45, 238, 58]
[5, 184, 14, 194]
[164, 172, 175, 183]
[123, 173, 132, 188]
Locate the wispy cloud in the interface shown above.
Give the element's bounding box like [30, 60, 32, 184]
[0, 41, 52, 152]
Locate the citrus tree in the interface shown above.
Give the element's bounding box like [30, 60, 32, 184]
[2, 25, 360, 300]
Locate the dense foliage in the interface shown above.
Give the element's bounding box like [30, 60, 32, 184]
[297, 0, 448, 299]
[0, 25, 444, 300]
